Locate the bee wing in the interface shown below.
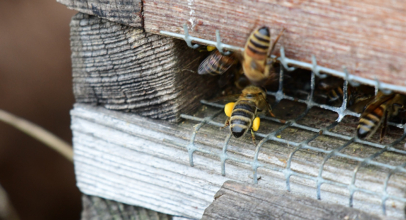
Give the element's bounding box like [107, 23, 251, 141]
[217, 53, 236, 73]
[198, 50, 235, 75]
[348, 96, 374, 113]
[198, 51, 216, 75]
[361, 93, 395, 117]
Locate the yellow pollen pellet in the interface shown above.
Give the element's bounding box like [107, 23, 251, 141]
[252, 117, 260, 131]
[207, 45, 216, 51]
[224, 102, 235, 117]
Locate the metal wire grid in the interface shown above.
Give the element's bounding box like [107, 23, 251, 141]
[160, 24, 406, 94]
[160, 25, 406, 216]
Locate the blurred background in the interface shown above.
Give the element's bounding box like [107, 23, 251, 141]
[0, 0, 81, 219]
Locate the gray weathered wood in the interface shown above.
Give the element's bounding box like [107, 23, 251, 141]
[70, 13, 218, 122]
[81, 195, 172, 220]
[57, 0, 142, 27]
[71, 103, 406, 219]
[58, 0, 406, 89]
[202, 180, 386, 220]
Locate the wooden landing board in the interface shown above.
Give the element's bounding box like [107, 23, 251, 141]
[202, 181, 385, 220]
[81, 195, 172, 220]
[70, 13, 218, 122]
[71, 103, 406, 219]
[58, 0, 406, 88]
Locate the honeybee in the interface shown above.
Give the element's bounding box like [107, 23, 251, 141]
[223, 85, 274, 145]
[316, 78, 345, 106]
[313, 76, 376, 110]
[198, 49, 236, 76]
[197, 27, 284, 87]
[357, 91, 406, 142]
[347, 85, 375, 113]
[242, 27, 284, 85]
[198, 46, 250, 90]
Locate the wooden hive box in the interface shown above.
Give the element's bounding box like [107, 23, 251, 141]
[58, 0, 406, 219]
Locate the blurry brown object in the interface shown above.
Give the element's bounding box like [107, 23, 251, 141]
[0, 184, 19, 220]
[0, 1, 81, 220]
[0, 109, 73, 162]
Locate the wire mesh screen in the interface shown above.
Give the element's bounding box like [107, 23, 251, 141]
[160, 25, 406, 217]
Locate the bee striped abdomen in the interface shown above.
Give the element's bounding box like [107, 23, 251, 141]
[327, 87, 343, 103]
[230, 101, 256, 138]
[245, 27, 270, 60]
[198, 50, 234, 75]
[357, 106, 385, 139]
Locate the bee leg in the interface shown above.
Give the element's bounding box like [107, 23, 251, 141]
[267, 103, 275, 117]
[392, 103, 404, 116]
[259, 93, 276, 117]
[221, 118, 230, 129]
[250, 129, 257, 146]
[379, 110, 389, 143]
[266, 57, 278, 65]
[268, 110, 275, 117]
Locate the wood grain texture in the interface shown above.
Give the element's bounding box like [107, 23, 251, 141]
[70, 13, 218, 122]
[202, 181, 385, 220]
[71, 103, 406, 219]
[57, 0, 142, 27]
[142, 0, 406, 88]
[58, 0, 406, 88]
[81, 195, 173, 220]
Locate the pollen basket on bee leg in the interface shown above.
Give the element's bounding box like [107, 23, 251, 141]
[207, 45, 216, 51]
[252, 117, 260, 131]
[224, 102, 235, 117]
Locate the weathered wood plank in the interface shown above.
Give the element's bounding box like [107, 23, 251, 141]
[57, 0, 143, 27]
[202, 181, 386, 220]
[143, 0, 406, 88]
[81, 195, 173, 220]
[70, 13, 218, 122]
[58, 0, 406, 88]
[71, 103, 406, 219]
